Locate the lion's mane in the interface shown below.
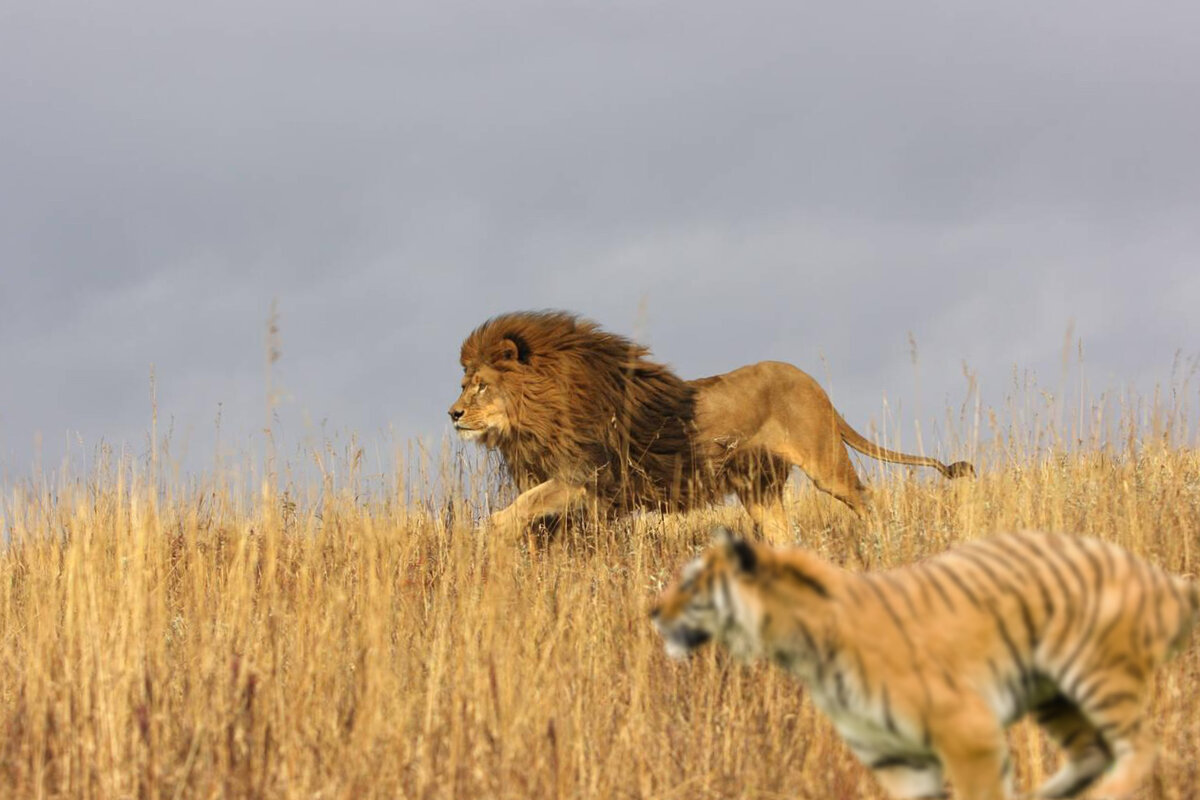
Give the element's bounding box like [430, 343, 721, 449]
[460, 311, 709, 512]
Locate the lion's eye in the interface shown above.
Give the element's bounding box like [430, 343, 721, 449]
[477, 384, 488, 394]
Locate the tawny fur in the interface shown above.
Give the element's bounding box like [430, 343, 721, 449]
[652, 528, 1200, 800]
[449, 311, 972, 539]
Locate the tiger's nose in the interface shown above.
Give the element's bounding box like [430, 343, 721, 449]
[449, 407, 464, 422]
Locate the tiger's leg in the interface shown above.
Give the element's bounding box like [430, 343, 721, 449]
[1069, 668, 1157, 799]
[933, 700, 1011, 800]
[868, 756, 946, 799]
[1030, 695, 1111, 798]
[1085, 725, 1156, 799]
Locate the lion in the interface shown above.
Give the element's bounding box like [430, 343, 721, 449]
[448, 311, 973, 539]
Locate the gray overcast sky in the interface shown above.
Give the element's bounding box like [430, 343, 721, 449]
[2, 0, 1198, 481]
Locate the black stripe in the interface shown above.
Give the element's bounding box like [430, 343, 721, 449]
[1125, 549, 1149, 654]
[780, 564, 829, 598]
[1071, 670, 1108, 707]
[1060, 725, 1086, 750]
[869, 754, 939, 770]
[861, 577, 919, 652]
[956, 548, 1012, 597]
[1089, 690, 1140, 712]
[1046, 535, 1101, 681]
[1098, 539, 1117, 583]
[917, 563, 956, 612]
[881, 684, 897, 734]
[979, 535, 1056, 622]
[843, 580, 864, 607]
[913, 565, 933, 611]
[1098, 716, 1141, 742]
[821, 629, 841, 678]
[795, 619, 821, 674]
[928, 560, 982, 609]
[883, 573, 920, 618]
[1013, 533, 1075, 654]
[1046, 533, 1089, 597]
[833, 668, 849, 709]
[963, 545, 1041, 653]
[860, 575, 934, 711]
[986, 606, 1030, 682]
[1033, 695, 1071, 724]
[852, 649, 871, 704]
[1072, 564, 1135, 690]
[1078, 538, 1107, 590]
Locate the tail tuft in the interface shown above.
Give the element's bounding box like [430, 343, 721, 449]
[945, 461, 976, 479]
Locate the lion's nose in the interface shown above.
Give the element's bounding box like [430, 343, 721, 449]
[449, 407, 464, 422]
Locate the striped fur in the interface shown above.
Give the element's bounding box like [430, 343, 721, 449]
[651, 527, 1200, 800]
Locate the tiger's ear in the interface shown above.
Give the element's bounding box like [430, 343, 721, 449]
[713, 526, 757, 574]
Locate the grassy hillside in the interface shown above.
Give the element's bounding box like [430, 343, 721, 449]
[2, 410, 1198, 798]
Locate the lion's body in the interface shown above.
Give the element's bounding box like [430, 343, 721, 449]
[652, 528, 1200, 800]
[449, 311, 972, 538]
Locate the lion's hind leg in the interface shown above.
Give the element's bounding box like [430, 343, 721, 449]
[733, 458, 791, 541]
[1030, 695, 1111, 798]
[739, 496, 791, 543]
[771, 438, 870, 518]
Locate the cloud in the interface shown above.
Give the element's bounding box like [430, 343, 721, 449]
[2, 0, 1197, 476]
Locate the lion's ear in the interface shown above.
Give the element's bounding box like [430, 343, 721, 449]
[492, 335, 530, 366]
[495, 338, 519, 362]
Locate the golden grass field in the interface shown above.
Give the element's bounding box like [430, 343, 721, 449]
[2, 395, 1198, 799]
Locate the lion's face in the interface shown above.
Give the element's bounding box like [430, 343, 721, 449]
[448, 365, 513, 442]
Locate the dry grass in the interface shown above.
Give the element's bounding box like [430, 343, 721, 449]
[2, 400, 1199, 799]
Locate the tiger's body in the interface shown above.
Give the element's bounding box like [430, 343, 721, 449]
[651, 528, 1200, 800]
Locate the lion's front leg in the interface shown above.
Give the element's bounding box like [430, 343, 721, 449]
[487, 480, 588, 540]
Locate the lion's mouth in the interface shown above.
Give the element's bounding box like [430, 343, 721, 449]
[454, 424, 486, 440]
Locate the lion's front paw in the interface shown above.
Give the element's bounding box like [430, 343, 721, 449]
[485, 509, 522, 542]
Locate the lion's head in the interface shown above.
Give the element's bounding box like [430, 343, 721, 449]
[448, 311, 581, 452]
[448, 361, 513, 445]
[449, 311, 699, 505]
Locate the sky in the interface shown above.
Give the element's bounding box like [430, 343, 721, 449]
[2, 0, 1198, 484]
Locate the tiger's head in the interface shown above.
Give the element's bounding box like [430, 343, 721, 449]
[651, 527, 775, 662]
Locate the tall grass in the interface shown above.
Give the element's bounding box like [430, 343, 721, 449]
[2, 388, 1198, 799]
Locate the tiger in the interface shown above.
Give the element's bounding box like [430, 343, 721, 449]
[651, 527, 1200, 800]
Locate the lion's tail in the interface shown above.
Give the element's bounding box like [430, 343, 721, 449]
[836, 414, 975, 479]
